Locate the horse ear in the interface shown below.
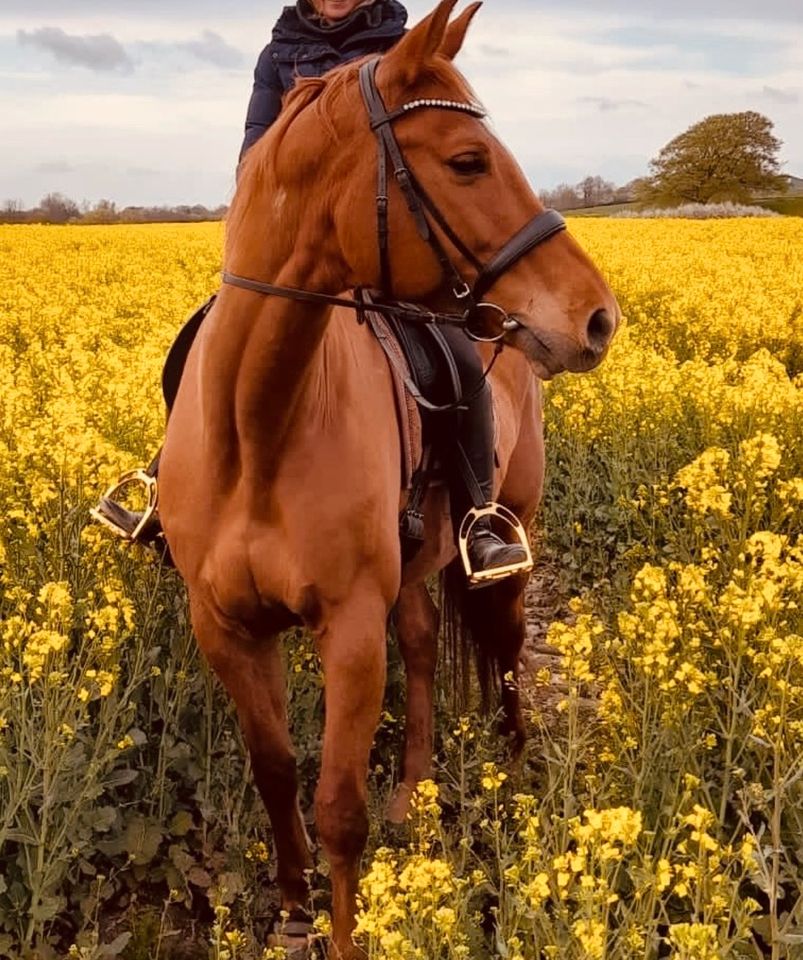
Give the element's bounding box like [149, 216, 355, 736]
[377, 0, 460, 89]
[440, 1, 482, 60]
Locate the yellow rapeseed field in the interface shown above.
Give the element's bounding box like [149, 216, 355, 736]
[0, 219, 802, 959]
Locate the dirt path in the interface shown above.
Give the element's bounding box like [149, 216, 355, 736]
[519, 555, 570, 713]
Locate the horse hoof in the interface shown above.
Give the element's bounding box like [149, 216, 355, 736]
[385, 782, 414, 824]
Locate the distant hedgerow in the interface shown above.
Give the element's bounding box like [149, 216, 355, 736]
[614, 201, 780, 219]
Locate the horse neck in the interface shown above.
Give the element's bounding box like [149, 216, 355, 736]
[215, 152, 357, 477]
[204, 290, 329, 483]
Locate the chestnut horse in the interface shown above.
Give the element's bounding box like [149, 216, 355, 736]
[159, 1, 619, 955]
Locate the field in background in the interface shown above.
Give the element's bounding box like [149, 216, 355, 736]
[1, 220, 802, 959]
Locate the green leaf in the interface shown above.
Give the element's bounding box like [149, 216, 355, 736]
[93, 806, 118, 833]
[168, 844, 195, 874]
[187, 866, 211, 889]
[30, 894, 65, 923]
[123, 817, 163, 866]
[98, 932, 132, 957]
[169, 810, 194, 837]
[214, 872, 245, 905]
[102, 768, 138, 789]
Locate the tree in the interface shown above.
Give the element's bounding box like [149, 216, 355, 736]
[578, 175, 616, 206]
[0, 199, 26, 223]
[83, 199, 117, 223]
[37, 192, 80, 224]
[638, 111, 787, 206]
[539, 182, 581, 211]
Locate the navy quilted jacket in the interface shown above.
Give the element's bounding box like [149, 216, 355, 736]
[240, 0, 408, 160]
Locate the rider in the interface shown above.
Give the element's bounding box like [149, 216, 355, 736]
[93, 0, 528, 581]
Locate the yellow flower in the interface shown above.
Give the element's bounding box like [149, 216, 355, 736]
[480, 762, 508, 791]
[655, 858, 672, 892]
[572, 918, 606, 960]
[668, 922, 720, 960]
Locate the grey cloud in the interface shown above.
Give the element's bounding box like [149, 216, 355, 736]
[762, 85, 799, 104]
[579, 96, 648, 112]
[513, 0, 803, 19]
[478, 44, 510, 58]
[4, 0, 803, 19]
[17, 27, 133, 73]
[176, 31, 243, 68]
[35, 160, 75, 173]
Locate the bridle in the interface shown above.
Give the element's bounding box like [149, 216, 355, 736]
[222, 57, 567, 342]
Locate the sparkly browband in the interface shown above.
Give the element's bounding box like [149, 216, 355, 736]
[400, 98, 485, 116]
[371, 97, 486, 129]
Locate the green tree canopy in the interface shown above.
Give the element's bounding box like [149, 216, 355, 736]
[638, 111, 787, 206]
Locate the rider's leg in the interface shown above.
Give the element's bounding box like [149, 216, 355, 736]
[437, 327, 528, 575]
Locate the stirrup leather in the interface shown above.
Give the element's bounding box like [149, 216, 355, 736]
[458, 502, 534, 586]
[89, 470, 159, 542]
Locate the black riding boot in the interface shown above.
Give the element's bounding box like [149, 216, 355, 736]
[449, 380, 529, 577]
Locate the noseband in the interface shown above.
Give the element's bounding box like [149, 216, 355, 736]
[223, 57, 567, 341]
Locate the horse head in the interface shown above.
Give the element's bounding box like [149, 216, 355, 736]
[228, 0, 620, 379]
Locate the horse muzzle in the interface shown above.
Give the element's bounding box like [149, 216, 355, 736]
[503, 306, 618, 379]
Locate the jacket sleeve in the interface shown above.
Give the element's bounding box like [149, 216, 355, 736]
[239, 44, 284, 162]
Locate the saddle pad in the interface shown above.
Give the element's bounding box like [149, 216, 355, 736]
[364, 309, 423, 490]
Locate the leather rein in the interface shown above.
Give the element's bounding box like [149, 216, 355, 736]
[222, 57, 567, 342]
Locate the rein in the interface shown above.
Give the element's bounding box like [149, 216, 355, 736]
[219, 273, 470, 328]
[222, 57, 568, 344]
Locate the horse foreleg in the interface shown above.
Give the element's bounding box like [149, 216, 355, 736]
[190, 598, 313, 913]
[314, 595, 389, 960]
[386, 582, 438, 824]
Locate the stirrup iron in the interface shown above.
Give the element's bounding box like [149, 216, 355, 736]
[90, 469, 159, 542]
[458, 502, 534, 586]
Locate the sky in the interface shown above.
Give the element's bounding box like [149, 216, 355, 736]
[1, 0, 801, 208]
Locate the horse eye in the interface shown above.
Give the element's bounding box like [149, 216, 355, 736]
[447, 153, 487, 176]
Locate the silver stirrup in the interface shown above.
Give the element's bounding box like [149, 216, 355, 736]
[458, 502, 534, 587]
[89, 470, 159, 542]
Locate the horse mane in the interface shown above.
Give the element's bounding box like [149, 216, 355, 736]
[225, 80, 327, 253]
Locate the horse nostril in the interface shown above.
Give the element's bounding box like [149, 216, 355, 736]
[586, 308, 614, 354]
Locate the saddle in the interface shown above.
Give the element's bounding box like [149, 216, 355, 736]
[93, 294, 533, 583]
[164, 294, 462, 558]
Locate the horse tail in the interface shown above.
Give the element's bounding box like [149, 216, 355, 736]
[439, 558, 500, 710]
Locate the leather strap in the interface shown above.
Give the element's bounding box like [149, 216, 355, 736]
[365, 309, 468, 413]
[220, 272, 467, 328]
[359, 58, 479, 303]
[473, 209, 567, 301]
[454, 441, 489, 511]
